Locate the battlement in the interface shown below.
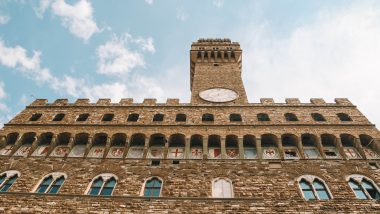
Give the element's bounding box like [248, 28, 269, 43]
[28, 98, 354, 107]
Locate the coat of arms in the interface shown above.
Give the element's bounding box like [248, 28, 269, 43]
[363, 148, 379, 159]
[344, 147, 361, 159]
[262, 148, 279, 159]
[127, 147, 144, 158]
[190, 148, 203, 159]
[226, 148, 239, 158]
[148, 147, 164, 158]
[88, 146, 105, 158]
[68, 145, 86, 157]
[208, 147, 221, 159]
[14, 145, 31, 157]
[107, 147, 124, 158]
[31, 145, 50, 157]
[0, 145, 13, 156]
[50, 146, 69, 157]
[168, 147, 184, 159]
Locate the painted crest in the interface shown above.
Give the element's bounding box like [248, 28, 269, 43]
[0, 145, 13, 156]
[68, 145, 86, 157]
[262, 148, 279, 159]
[324, 147, 340, 159]
[50, 146, 70, 157]
[226, 148, 239, 158]
[344, 147, 361, 159]
[87, 146, 105, 158]
[363, 148, 380, 159]
[148, 147, 164, 158]
[127, 147, 144, 158]
[284, 147, 299, 159]
[168, 147, 184, 159]
[244, 148, 257, 159]
[107, 147, 124, 158]
[31, 145, 50, 157]
[190, 147, 203, 159]
[13, 145, 31, 157]
[304, 148, 321, 159]
[208, 147, 221, 159]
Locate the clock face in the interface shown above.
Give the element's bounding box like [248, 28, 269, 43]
[199, 88, 238, 103]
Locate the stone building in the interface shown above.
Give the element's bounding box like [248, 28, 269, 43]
[0, 39, 379, 213]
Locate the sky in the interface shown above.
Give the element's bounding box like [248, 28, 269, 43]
[0, 0, 380, 128]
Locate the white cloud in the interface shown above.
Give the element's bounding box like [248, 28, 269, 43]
[35, 0, 100, 41]
[97, 33, 155, 76]
[176, 7, 188, 21]
[240, 2, 380, 125]
[212, 0, 224, 8]
[0, 82, 10, 128]
[145, 0, 154, 5]
[0, 15, 10, 24]
[0, 82, 6, 99]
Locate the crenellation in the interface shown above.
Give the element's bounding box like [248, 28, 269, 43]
[52, 99, 69, 106]
[285, 98, 301, 104]
[260, 98, 275, 105]
[335, 98, 353, 105]
[30, 99, 48, 106]
[310, 98, 326, 105]
[143, 99, 157, 105]
[75, 99, 90, 105]
[166, 99, 180, 105]
[119, 98, 134, 105]
[96, 99, 111, 105]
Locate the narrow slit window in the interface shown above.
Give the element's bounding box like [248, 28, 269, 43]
[29, 113, 42, 121]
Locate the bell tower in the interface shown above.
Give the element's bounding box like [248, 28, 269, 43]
[190, 38, 248, 105]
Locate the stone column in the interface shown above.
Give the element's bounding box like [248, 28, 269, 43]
[123, 136, 130, 158]
[46, 134, 57, 157]
[84, 136, 93, 158]
[142, 136, 149, 158]
[10, 134, 23, 156]
[163, 136, 169, 159]
[0, 135, 6, 148]
[221, 138, 226, 159]
[315, 136, 326, 159]
[203, 137, 208, 160]
[354, 138, 366, 159]
[103, 136, 112, 159]
[256, 138, 262, 159]
[66, 136, 75, 158]
[296, 135, 305, 159]
[276, 135, 285, 160]
[185, 137, 191, 159]
[336, 138, 347, 160]
[28, 135, 39, 156]
[238, 137, 244, 159]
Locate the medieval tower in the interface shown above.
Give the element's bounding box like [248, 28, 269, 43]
[0, 39, 379, 213]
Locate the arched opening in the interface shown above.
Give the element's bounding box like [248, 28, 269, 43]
[14, 132, 36, 157]
[142, 177, 163, 197]
[359, 134, 379, 159]
[31, 132, 53, 157]
[225, 135, 239, 158]
[311, 113, 326, 122]
[107, 133, 126, 158]
[301, 134, 321, 159]
[208, 135, 221, 159]
[168, 134, 185, 159]
[341, 134, 361, 159]
[212, 178, 233, 198]
[243, 135, 257, 159]
[282, 134, 300, 159]
[68, 133, 88, 158]
[127, 113, 139, 122]
[285, 113, 298, 121]
[175, 113, 186, 122]
[127, 133, 145, 158]
[148, 134, 166, 158]
[321, 134, 340, 159]
[202, 113, 214, 122]
[88, 133, 107, 158]
[49, 133, 71, 157]
[257, 113, 270, 121]
[87, 174, 117, 196]
[298, 175, 332, 200]
[229, 114, 242, 122]
[190, 135, 203, 159]
[261, 134, 279, 159]
[337, 113, 352, 122]
[0, 133, 19, 156]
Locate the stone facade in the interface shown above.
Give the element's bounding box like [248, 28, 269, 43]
[0, 39, 379, 213]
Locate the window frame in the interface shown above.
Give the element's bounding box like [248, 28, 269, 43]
[101, 114, 114, 122]
[202, 113, 214, 122]
[257, 113, 270, 122]
[337, 113, 353, 122]
[175, 113, 187, 122]
[85, 173, 118, 196]
[297, 175, 333, 201]
[140, 177, 164, 197]
[211, 177, 234, 198]
[0, 170, 20, 192]
[153, 113, 164, 122]
[29, 113, 42, 121]
[311, 113, 326, 122]
[284, 113, 299, 122]
[32, 172, 66, 194]
[346, 174, 380, 200]
[76, 113, 90, 122]
[229, 113, 242, 122]
[52, 113, 65, 122]
[127, 113, 139, 122]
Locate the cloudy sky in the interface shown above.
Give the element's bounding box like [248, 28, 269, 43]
[0, 0, 380, 128]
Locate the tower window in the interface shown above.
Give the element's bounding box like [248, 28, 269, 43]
[127, 113, 139, 122]
[88, 174, 117, 196]
[257, 113, 270, 121]
[29, 113, 42, 121]
[102, 114, 114, 122]
[348, 175, 380, 200]
[153, 114, 164, 122]
[0, 171, 20, 192]
[202, 113, 214, 122]
[285, 113, 298, 121]
[298, 176, 332, 200]
[143, 177, 162, 197]
[77, 113, 89, 121]
[52, 113, 65, 121]
[212, 178, 233, 198]
[311, 113, 326, 122]
[337, 113, 352, 122]
[36, 173, 66, 194]
[229, 114, 242, 122]
[175, 113, 186, 122]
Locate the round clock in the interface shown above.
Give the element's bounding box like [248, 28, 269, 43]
[199, 88, 238, 103]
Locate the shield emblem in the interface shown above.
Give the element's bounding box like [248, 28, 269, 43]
[14, 145, 31, 157]
[226, 148, 239, 158]
[262, 148, 279, 159]
[148, 147, 164, 158]
[304, 148, 321, 159]
[88, 146, 105, 158]
[0, 145, 13, 156]
[168, 147, 184, 159]
[344, 147, 361, 159]
[107, 147, 124, 158]
[50, 146, 69, 157]
[363, 148, 379, 159]
[208, 147, 221, 159]
[127, 147, 144, 158]
[31, 145, 50, 157]
[68, 145, 86, 157]
[244, 148, 257, 159]
[191, 148, 203, 159]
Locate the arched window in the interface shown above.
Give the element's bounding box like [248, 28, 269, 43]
[301, 134, 321, 159]
[0, 170, 20, 192]
[0, 133, 18, 156]
[257, 113, 270, 121]
[52, 113, 65, 121]
[347, 175, 380, 200]
[208, 135, 221, 159]
[127, 113, 139, 122]
[243, 135, 257, 159]
[311, 113, 326, 122]
[359, 134, 380, 159]
[153, 113, 164, 122]
[76, 113, 89, 121]
[35, 173, 66, 194]
[341, 134, 361, 159]
[321, 134, 341, 159]
[142, 177, 162, 197]
[202, 113, 214, 122]
[175, 113, 186, 122]
[88, 133, 107, 158]
[168, 134, 185, 159]
[282, 134, 300, 159]
[87, 174, 117, 196]
[148, 134, 166, 158]
[225, 135, 239, 159]
[29, 113, 42, 121]
[261, 134, 279, 159]
[190, 135, 203, 159]
[107, 133, 126, 158]
[285, 113, 298, 121]
[102, 113, 114, 122]
[229, 114, 242, 122]
[31, 132, 53, 157]
[212, 178, 233, 198]
[337, 113, 352, 122]
[127, 133, 145, 158]
[298, 175, 332, 200]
